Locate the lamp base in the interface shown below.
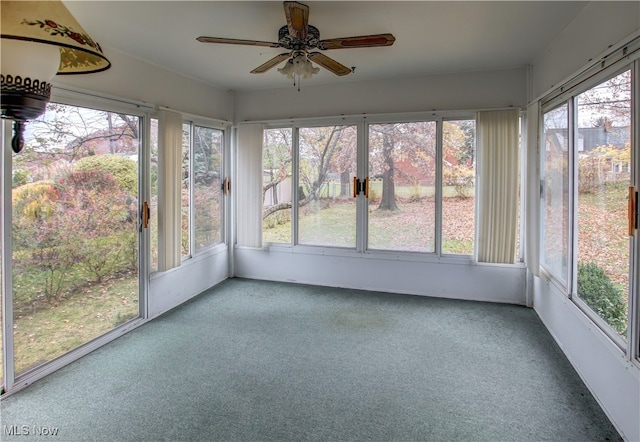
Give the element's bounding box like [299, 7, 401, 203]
[1, 74, 52, 152]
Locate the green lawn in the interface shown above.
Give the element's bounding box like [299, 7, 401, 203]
[264, 192, 474, 254]
[10, 273, 138, 376]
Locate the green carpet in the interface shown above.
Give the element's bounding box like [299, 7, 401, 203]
[0, 278, 621, 441]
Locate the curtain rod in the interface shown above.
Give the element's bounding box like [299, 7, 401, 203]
[157, 105, 231, 126]
[49, 86, 232, 126]
[52, 84, 155, 110]
[534, 31, 640, 106]
[236, 106, 523, 126]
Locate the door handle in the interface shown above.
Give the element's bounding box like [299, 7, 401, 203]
[630, 186, 637, 236]
[223, 177, 231, 196]
[142, 201, 150, 229]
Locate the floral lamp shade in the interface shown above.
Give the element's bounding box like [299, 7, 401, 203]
[1, 0, 110, 74]
[1, 0, 110, 152]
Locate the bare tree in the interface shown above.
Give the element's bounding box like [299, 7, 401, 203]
[263, 125, 355, 219]
[369, 122, 437, 211]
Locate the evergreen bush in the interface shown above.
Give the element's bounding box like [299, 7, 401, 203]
[577, 262, 627, 335]
[74, 155, 138, 194]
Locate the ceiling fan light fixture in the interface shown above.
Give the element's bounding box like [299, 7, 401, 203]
[277, 52, 319, 80]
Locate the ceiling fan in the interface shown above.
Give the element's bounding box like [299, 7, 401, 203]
[196, 1, 395, 80]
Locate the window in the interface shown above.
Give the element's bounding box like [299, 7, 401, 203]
[442, 120, 476, 255]
[368, 121, 437, 252]
[192, 125, 223, 252]
[574, 70, 632, 339]
[260, 115, 491, 257]
[541, 104, 570, 285]
[297, 125, 357, 248]
[263, 128, 293, 244]
[151, 120, 224, 272]
[181, 123, 191, 256]
[540, 62, 638, 348]
[9, 102, 141, 375]
[150, 118, 159, 272]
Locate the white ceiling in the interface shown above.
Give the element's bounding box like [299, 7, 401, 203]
[64, 1, 588, 92]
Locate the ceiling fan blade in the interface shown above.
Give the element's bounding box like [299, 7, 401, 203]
[318, 33, 396, 50]
[308, 52, 351, 76]
[250, 53, 291, 74]
[284, 1, 309, 40]
[197, 36, 281, 48]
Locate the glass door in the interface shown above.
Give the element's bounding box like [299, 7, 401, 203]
[297, 125, 358, 248]
[367, 121, 437, 252]
[10, 102, 142, 376]
[574, 70, 633, 341]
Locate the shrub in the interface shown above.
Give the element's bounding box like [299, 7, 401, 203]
[12, 170, 134, 305]
[74, 155, 138, 194]
[12, 169, 29, 188]
[12, 181, 60, 221]
[578, 155, 605, 193]
[443, 166, 474, 198]
[577, 262, 627, 334]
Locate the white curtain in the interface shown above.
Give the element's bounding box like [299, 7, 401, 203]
[157, 109, 183, 271]
[477, 109, 520, 263]
[236, 123, 264, 248]
[524, 102, 540, 276]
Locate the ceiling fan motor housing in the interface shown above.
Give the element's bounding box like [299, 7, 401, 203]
[278, 24, 320, 50]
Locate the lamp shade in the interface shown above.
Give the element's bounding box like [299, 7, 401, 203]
[1, 0, 110, 152]
[1, 0, 111, 74]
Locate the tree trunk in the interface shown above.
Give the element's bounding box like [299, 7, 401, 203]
[378, 132, 399, 211]
[340, 170, 350, 197]
[107, 113, 116, 154]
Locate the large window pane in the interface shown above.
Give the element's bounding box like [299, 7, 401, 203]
[150, 118, 160, 272]
[368, 121, 436, 252]
[263, 128, 293, 244]
[442, 120, 476, 255]
[12, 103, 140, 375]
[575, 70, 631, 338]
[193, 126, 223, 252]
[541, 104, 569, 285]
[298, 125, 357, 247]
[182, 123, 191, 256]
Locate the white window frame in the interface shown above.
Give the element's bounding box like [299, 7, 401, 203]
[180, 117, 229, 261]
[259, 111, 518, 264]
[538, 43, 640, 359]
[1, 87, 153, 394]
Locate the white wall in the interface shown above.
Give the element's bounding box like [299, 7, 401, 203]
[235, 247, 526, 305]
[149, 247, 229, 318]
[54, 47, 233, 122]
[533, 277, 640, 442]
[531, 1, 640, 100]
[234, 68, 526, 122]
